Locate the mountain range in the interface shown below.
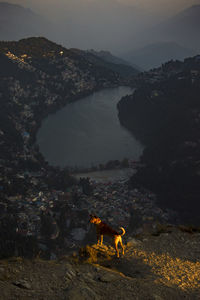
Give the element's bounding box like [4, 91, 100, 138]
[85, 49, 140, 76]
[157, 5, 200, 50]
[125, 42, 197, 70]
[133, 4, 200, 51]
[0, 2, 54, 41]
[0, 1, 149, 51]
[122, 5, 200, 69]
[1, 2, 200, 66]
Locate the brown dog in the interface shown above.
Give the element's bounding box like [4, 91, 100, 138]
[89, 215, 125, 257]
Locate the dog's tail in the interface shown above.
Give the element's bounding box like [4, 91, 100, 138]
[119, 227, 126, 236]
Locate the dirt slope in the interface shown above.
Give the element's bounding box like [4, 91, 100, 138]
[0, 226, 200, 299]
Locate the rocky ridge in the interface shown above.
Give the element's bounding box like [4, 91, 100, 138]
[0, 226, 200, 299]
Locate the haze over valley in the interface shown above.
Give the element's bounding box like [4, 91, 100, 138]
[1, 0, 200, 69]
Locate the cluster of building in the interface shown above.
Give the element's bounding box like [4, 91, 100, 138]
[69, 177, 178, 239]
[0, 168, 179, 259]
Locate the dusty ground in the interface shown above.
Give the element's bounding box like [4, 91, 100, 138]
[0, 226, 200, 300]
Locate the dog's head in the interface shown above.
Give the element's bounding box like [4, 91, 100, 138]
[89, 214, 101, 224]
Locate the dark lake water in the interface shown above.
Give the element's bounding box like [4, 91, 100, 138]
[37, 86, 144, 168]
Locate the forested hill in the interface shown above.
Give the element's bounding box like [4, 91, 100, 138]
[85, 49, 140, 76]
[0, 37, 136, 80]
[0, 36, 126, 197]
[0, 37, 124, 82]
[118, 55, 200, 224]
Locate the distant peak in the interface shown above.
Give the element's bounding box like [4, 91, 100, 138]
[0, 2, 27, 9]
[17, 37, 61, 48]
[180, 4, 200, 15]
[186, 4, 200, 10]
[19, 37, 50, 43]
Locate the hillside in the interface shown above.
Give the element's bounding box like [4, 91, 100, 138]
[118, 55, 200, 224]
[0, 226, 200, 299]
[85, 49, 140, 76]
[125, 42, 196, 70]
[88, 49, 140, 70]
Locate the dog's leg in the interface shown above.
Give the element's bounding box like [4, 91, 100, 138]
[97, 233, 100, 245]
[119, 237, 125, 255]
[114, 238, 120, 258]
[100, 235, 103, 246]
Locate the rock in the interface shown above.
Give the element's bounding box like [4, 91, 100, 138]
[153, 295, 164, 300]
[65, 269, 76, 280]
[127, 238, 141, 247]
[13, 279, 32, 290]
[79, 245, 99, 263]
[66, 285, 99, 300]
[98, 272, 118, 283]
[80, 272, 95, 283]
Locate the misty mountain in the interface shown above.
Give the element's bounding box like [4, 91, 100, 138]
[0, 1, 154, 52]
[125, 42, 197, 70]
[2, 1, 200, 56]
[0, 2, 54, 41]
[52, 0, 154, 51]
[156, 5, 200, 51]
[85, 49, 140, 76]
[88, 50, 134, 66]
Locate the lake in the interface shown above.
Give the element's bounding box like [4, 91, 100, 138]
[37, 86, 143, 168]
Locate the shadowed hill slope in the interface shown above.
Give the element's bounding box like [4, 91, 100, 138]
[118, 56, 200, 224]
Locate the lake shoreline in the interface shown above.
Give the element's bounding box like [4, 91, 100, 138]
[37, 86, 143, 169]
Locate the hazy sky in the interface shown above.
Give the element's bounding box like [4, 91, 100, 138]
[5, 0, 200, 52]
[8, 0, 200, 17]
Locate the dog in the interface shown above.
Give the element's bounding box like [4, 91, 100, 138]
[89, 214, 125, 258]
